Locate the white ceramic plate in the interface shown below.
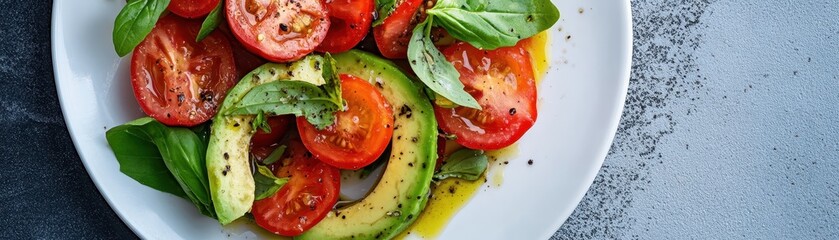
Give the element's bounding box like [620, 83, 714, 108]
[52, 0, 631, 239]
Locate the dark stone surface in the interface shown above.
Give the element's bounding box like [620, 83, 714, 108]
[0, 0, 136, 239]
[555, 1, 712, 238]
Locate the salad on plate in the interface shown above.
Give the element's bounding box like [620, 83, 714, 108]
[104, 0, 559, 238]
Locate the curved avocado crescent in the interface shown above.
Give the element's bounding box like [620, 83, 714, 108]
[297, 50, 438, 240]
[206, 51, 437, 239]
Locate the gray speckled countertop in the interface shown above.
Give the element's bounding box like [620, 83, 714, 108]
[1, 0, 837, 239]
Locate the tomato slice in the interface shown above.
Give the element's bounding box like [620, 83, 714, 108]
[168, 0, 220, 18]
[435, 42, 538, 150]
[225, 0, 330, 62]
[373, 0, 423, 59]
[252, 139, 341, 236]
[315, 0, 374, 53]
[250, 116, 294, 162]
[297, 74, 394, 170]
[130, 15, 237, 127]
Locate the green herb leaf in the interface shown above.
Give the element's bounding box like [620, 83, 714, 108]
[112, 0, 171, 57]
[196, 0, 224, 42]
[226, 81, 342, 129]
[433, 148, 488, 181]
[407, 19, 481, 109]
[428, 0, 559, 50]
[190, 122, 212, 146]
[372, 0, 398, 27]
[440, 132, 457, 140]
[252, 111, 271, 133]
[226, 55, 343, 129]
[320, 53, 343, 108]
[106, 117, 216, 218]
[106, 120, 187, 199]
[254, 165, 289, 200]
[433, 94, 460, 108]
[262, 145, 287, 165]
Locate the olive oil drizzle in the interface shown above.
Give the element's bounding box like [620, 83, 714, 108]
[398, 31, 550, 239]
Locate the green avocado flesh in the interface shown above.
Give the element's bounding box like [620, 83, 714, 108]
[297, 51, 438, 239]
[206, 56, 327, 225]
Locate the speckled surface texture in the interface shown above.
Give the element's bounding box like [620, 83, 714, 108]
[555, 0, 839, 239]
[1, 0, 837, 239]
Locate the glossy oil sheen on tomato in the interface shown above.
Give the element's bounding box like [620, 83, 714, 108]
[397, 32, 549, 239]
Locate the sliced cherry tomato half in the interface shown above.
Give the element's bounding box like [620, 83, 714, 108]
[252, 139, 341, 236]
[297, 74, 394, 170]
[225, 0, 330, 62]
[315, 0, 374, 53]
[168, 0, 220, 18]
[250, 116, 294, 162]
[373, 0, 423, 59]
[435, 42, 538, 150]
[131, 14, 237, 127]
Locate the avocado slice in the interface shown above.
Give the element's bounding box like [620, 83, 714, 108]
[297, 51, 438, 239]
[206, 56, 327, 225]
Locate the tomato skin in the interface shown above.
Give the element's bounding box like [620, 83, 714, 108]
[436, 135, 446, 171]
[168, 0, 220, 18]
[252, 140, 341, 236]
[373, 0, 423, 59]
[435, 42, 538, 150]
[225, 0, 330, 62]
[297, 74, 394, 170]
[130, 15, 237, 127]
[315, 0, 374, 53]
[250, 116, 294, 162]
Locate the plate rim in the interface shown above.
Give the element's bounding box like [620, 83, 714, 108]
[536, 1, 633, 238]
[50, 0, 149, 237]
[51, 0, 633, 238]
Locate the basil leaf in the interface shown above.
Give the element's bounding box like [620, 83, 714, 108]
[226, 55, 343, 129]
[105, 117, 215, 218]
[440, 132, 457, 140]
[320, 54, 343, 108]
[407, 19, 481, 109]
[262, 145, 287, 165]
[106, 120, 187, 199]
[372, 0, 398, 27]
[254, 165, 289, 200]
[190, 123, 212, 146]
[155, 124, 213, 207]
[196, 0, 224, 42]
[226, 81, 342, 129]
[433, 149, 488, 181]
[428, 0, 559, 50]
[252, 111, 271, 133]
[112, 0, 171, 57]
[433, 94, 459, 108]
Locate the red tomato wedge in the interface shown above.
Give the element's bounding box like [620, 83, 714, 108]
[225, 0, 330, 62]
[315, 0, 374, 53]
[168, 0, 220, 19]
[130, 14, 237, 127]
[252, 139, 341, 236]
[435, 42, 538, 150]
[250, 116, 294, 162]
[373, 0, 423, 59]
[297, 74, 394, 170]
